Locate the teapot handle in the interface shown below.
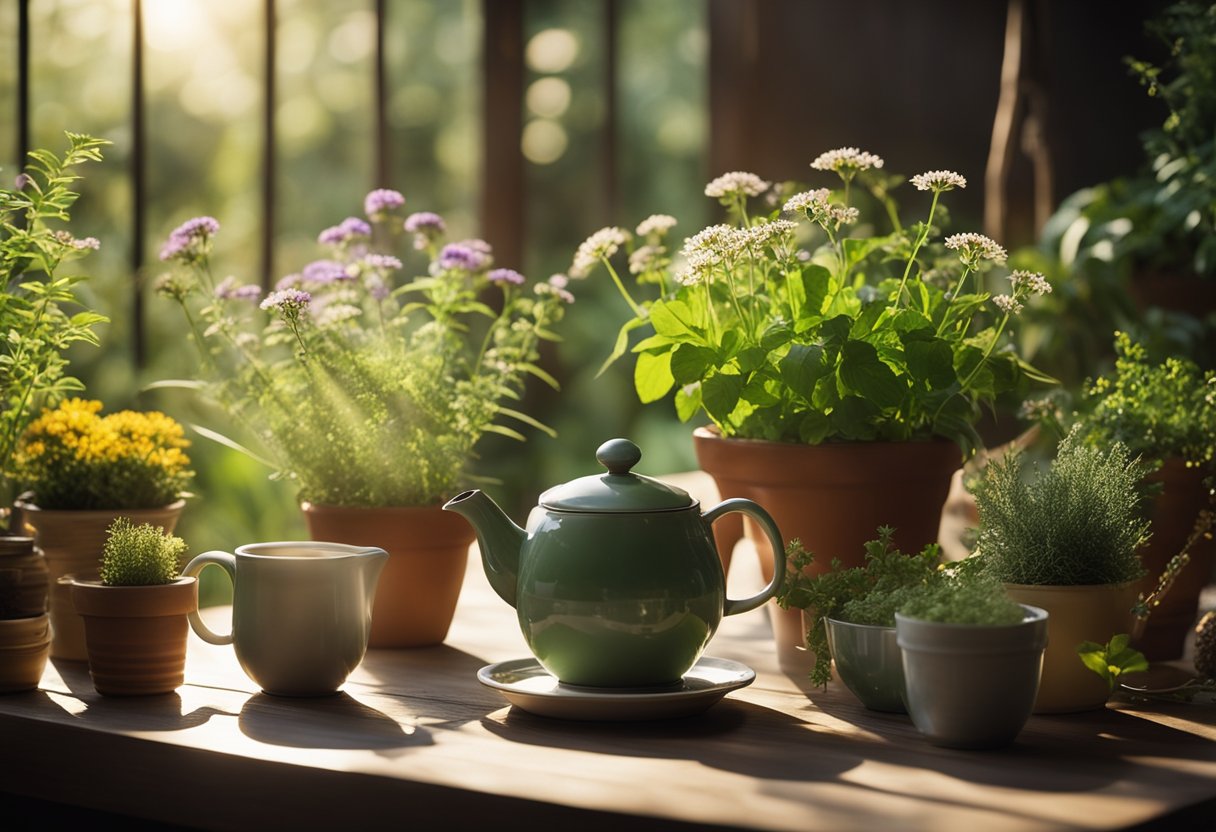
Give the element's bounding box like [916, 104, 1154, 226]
[702, 499, 786, 616]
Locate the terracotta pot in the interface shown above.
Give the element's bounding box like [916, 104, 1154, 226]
[693, 427, 960, 664]
[1133, 459, 1215, 660]
[0, 613, 51, 693]
[17, 500, 185, 660]
[0, 536, 49, 619]
[1004, 582, 1138, 713]
[301, 503, 475, 648]
[72, 577, 197, 696]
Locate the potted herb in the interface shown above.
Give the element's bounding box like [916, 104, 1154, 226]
[895, 575, 1047, 749]
[14, 399, 194, 660]
[71, 519, 196, 696]
[971, 426, 1149, 712]
[776, 527, 941, 712]
[0, 133, 107, 690]
[157, 191, 572, 647]
[571, 151, 1054, 655]
[1075, 331, 1216, 659]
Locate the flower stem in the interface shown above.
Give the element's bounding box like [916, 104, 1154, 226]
[603, 258, 643, 317]
[934, 265, 974, 337]
[893, 190, 941, 307]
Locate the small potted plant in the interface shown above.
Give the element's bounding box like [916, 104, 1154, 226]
[895, 575, 1048, 749]
[970, 425, 1149, 712]
[777, 527, 942, 712]
[0, 133, 107, 690]
[1074, 331, 1216, 660]
[71, 519, 196, 696]
[156, 191, 573, 647]
[570, 151, 1055, 656]
[14, 400, 194, 660]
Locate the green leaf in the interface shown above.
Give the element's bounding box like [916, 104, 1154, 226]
[496, 407, 557, 438]
[188, 423, 276, 468]
[842, 236, 884, 271]
[904, 338, 956, 390]
[838, 340, 904, 409]
[800, 264, 832, 317]
[736, 347, 768, 374]
[890, 308, 933, 334]
[674, 383, 702, 422]
[849, 301, 886, 339]
[1016, 356, 1060, 386]
[741, 374, 780, 407]
[669, 343, 716, 385]
[597, 316, 649, 377]
[634, 349, 675, 403]
[799, 411, 831, 444]
[820, 314, 852, 349]
[829, 396, 880, 439]
[648, 299, 698, 339]
[702, 372, 744, 422]
[779, 343, 827, 400]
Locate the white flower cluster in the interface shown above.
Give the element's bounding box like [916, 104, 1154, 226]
[635, 214, 678, 238]
[1008, 269, 1052, 295]
[810, 147, 885, 175]
[783, 188, 831, 215]
[944, 232, 1008, 265]
[570, 226, 631, 278]
[991, 294, 1023, 314]
[704, 171, 770, 199]
[910, 170, 967, 192]
[739, 219, 799, 248]
[629, 245, 664, 275]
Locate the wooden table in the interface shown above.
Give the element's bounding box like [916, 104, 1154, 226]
[2, 518, 1215, 830]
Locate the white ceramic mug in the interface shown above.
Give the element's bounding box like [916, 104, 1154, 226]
[184, 541, 388, 696]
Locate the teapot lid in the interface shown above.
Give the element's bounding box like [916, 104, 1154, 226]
[539, 438, 696, 513]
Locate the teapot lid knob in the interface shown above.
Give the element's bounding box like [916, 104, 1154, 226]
[596, 438, 641, 475]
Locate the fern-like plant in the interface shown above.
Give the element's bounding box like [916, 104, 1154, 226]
[897, 574, 1025, 626]
[972, 426, 1150, 586]
[99, 518, 187, 586]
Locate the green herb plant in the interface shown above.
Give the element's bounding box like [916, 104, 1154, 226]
[971, 425, 1150, 586]
[896, 574, 1025, 626]
[0, 132, 109, 518]
[572, 152, 1056, 455]
[1076, 634, 1150, 693]
[776, 526, 942, 687]
[99, 518, 187, 587]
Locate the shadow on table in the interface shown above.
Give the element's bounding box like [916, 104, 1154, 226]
[13, 686, 233, 732]
[239, 691, 433, 752]
[354, 644, 512, 729]
[482, 697, 865, 782]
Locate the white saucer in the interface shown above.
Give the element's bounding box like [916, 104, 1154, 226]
[477, 656, 755, 721]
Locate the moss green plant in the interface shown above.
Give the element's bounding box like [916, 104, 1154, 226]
[776, 527, 942, 686]
[971, 425, 1150, 586]
[99, 518, 187, 586]
[897, 575, 1025, 626]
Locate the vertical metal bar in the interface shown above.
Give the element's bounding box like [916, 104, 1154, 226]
[374, 0, 390, 188]
[16, 0, 30, 170]
[260, 0, 276, 288]
[132, 0, 146, 369]
[601, 0, 619, 223]
[481, 0, 525, 269]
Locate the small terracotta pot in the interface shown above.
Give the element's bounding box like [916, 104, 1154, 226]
[1133, 459, 1215, 660]
[0, 613, 51, 693]
[693, 427, 960, 664]
[18, 500, 185, 660]
[72, 577, 197, 696]
[302, 503, 475, 648]
[1004, 581, 1139, 713]
[0, 536, 49, 619]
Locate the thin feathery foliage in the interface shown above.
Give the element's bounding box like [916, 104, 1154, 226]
[972, 426, 1150, 586]
[897, 573, 1025, 626]
[99, 518, 187, 586]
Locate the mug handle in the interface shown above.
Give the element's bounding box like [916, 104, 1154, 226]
[183, 551, 236, 646]
[702, 498, 787, 616]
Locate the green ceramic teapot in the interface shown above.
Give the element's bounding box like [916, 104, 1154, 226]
[443, 438, 786, 687]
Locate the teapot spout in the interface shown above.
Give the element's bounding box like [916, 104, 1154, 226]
[443, 490, 525, 608]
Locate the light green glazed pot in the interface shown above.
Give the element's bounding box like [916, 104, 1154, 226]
[825, 618, 906, 713]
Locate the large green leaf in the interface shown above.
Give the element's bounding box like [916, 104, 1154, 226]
[648, 299, 698, 339]
[674, 382, 703, 422]
[800, 264, 833, 318]
[838, 340, 904, 409]
[829, 396, 880, 439]
[669, 343, 716, 384]
[702, 372, 745, 422]
[799, 411, 831, 443]
[634, 349, 675, 403]
[778, 343, 827, 400]
[904, 338, 956, 390]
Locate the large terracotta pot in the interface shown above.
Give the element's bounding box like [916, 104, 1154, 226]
[0, 613, 50, 693]
[1134, 459, 1215, 660]
[1004, 582, 1138, 713]
[693, 427, 960, 665]
[72, 577, 197, 696]
[17, 500, 185, 660]
[301, 503, 475, 648]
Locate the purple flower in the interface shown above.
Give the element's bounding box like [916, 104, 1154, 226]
[403, 211, 446, 235]
[159, 216, 220, 262]
[260, 288, 311, 314]
[214, 276, 262, 302]
[317, 217, 372, 246]
[365, 274, 391, 301]
[437, 243, 489, 272]
[535, 276, 574, 304]
[72, 236, 101, 251]
[302, 259, 352, 284]
[487, 268, 525, 285]
[13, 173, 31, 190]
[364, 188, 405, 219]
[548, 273, 569, 289]
[361, 253, 402, 271]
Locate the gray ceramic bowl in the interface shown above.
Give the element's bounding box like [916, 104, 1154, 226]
[824, 617, 906, 713]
